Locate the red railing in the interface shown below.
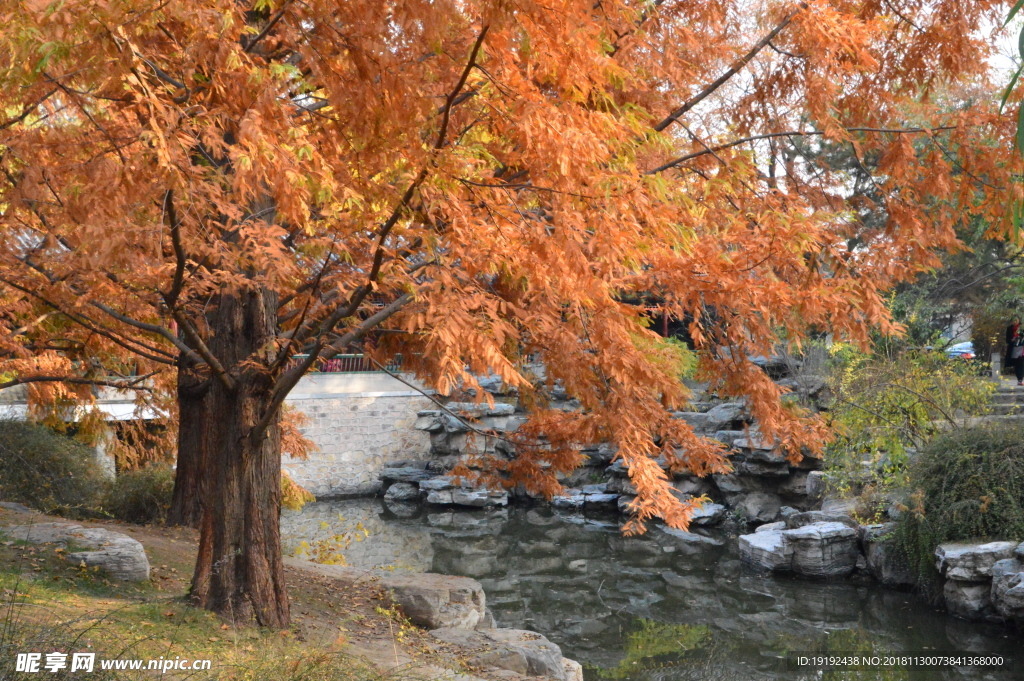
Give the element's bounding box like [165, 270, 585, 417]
[288, 354, 402, 374]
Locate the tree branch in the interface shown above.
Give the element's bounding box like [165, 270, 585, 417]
[258, 292, 414, 437]
[162, 189, 187, 309]
[647, 126, 961, 174]
[0, 373, 157, 392]
[653, 2, 808, 132]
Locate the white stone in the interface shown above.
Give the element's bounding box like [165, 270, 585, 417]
[738, 530, 792, 571]
[3, 523, 149, 581]
[755, 521, 787, 533]
[431, 627, 565, 680]
[935, 541, 1018, 581]
[990, 557, 1024, 621]
[562, 657, 584, 681]
[783, 522, 859, 578]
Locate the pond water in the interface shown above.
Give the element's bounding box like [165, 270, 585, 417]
[281, 499, 1022, 681]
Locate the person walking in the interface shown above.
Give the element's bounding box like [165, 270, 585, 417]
[1007, 318, 1024, 385]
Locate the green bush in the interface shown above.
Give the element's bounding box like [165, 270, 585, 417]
[102, 465, 174, 524]
[894, 423, 1024, 597]
[825, 346, 993, 509]
[0, 419, 107, 516]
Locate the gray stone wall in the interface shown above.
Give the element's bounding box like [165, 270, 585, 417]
[283, 374, 433, 497]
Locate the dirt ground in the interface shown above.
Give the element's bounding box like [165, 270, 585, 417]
[0, 506, 504, 680]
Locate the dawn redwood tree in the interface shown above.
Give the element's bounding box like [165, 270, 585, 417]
[0, 0, 1019, 625]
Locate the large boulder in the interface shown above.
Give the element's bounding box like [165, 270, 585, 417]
[935, 542, 1018, 581]
[990, 554, 1024, 622]
[783, 522, 859, 578]
[2, 523, 149, 581]
[738, 529, 792, 571]
[382, 572, 486, 630]
[703, 403, 745, 430]
[431, 627, 566, 679]
[943, 579, 995, 621]
[384, 482, 420, 501]
[689, 501, 726, 526]
[786, 510, 858, 530]
[735, 492, 781, 523]
[860, 524, 914, 588]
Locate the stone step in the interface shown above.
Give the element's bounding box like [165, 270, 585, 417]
[989, 403, 1024, 416]
[990, 392, 1024, 404]
[962, 414, 1024, 428]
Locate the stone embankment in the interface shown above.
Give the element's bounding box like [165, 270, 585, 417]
[286, 558, 583, 681]
[738, 508, 1024, 627]
[376, 363, 828, 526]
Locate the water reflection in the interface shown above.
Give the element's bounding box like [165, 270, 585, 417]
[281, 500, 1021, 681]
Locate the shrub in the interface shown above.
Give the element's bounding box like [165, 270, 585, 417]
[0, 419, 107, 516]
[101, 464, 175, 524]
[824, 347, 993, 509]
[893, 423, 1024, 597]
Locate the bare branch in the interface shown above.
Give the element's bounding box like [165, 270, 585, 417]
[653, 3, 808, 132]
[0, 373, 158, 392]
[244, 0, 295, 54]
[647, 126, 962, 174]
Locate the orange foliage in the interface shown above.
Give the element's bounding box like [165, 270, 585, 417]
[0, 0, 1018, 536]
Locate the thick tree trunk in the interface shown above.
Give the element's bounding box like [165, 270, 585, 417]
[166, 367, 209, 528]
[188, 288, 289, 627]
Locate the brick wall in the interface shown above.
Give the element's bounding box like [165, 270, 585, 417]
[282, 373, 433, 497]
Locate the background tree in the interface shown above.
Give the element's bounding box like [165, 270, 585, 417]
[0, 0, 1017, 626]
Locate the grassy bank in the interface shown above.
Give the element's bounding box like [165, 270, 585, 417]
[0, 508, 478, 680]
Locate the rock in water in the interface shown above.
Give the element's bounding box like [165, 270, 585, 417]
[383, 482, 420, 501]
[860, 524, 914, 588]
[935, 542, 1018, 581]
[943, 579, 994, 621]
[784, 522, 859, 578]
[990, 554, 1024, 622]
[738, 529, 792, 571]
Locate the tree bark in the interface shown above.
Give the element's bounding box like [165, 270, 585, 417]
[166, 365, 209, 528]
[188, 287, 289, 627]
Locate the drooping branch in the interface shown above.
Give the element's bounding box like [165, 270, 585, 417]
[0, 276, 177, 365]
